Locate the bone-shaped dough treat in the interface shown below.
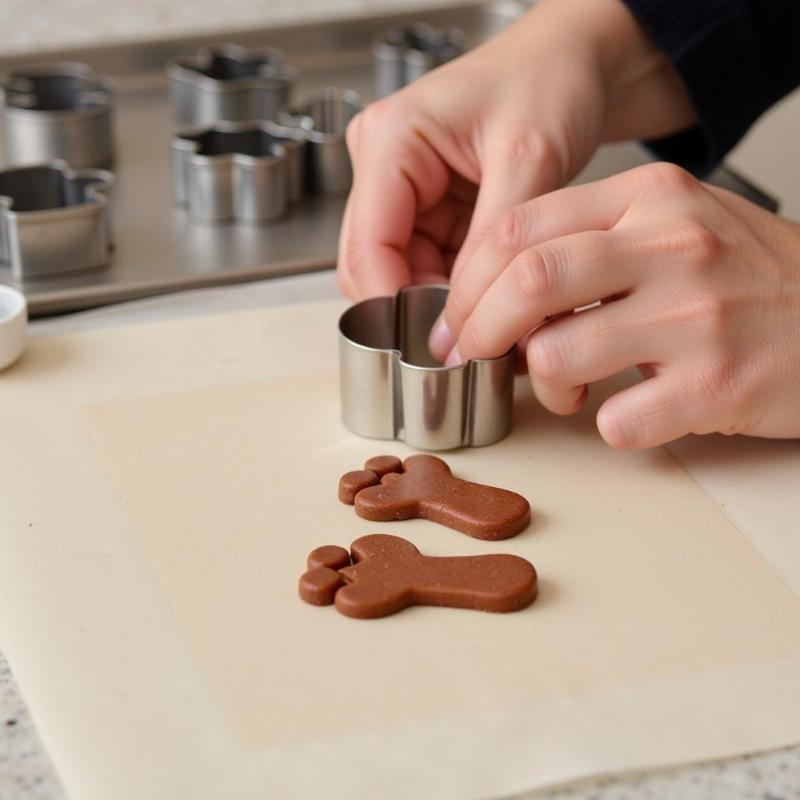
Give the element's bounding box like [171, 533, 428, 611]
[298, 534, 537, 619]
[339, 455, 531, 540]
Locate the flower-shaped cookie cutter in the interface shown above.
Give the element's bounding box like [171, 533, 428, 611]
[171, 120, 306, 222]
[167, 44, 294, 126]
[279, 88, 362, 195]
[373, 24, 465, 97]
[1, 62, 114, 168]
[0, 161, 113, 279]
[339, 285, 514, 450]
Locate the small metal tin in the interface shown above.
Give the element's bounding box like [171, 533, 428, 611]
[280, 88, 362, 196]
[1, 62, 114, 169]
[339, 285, 514, 451]
[0, 161, 114, 279]
[167, 44, 293, 126]
[373, 24, 466, 98]
[171, 121, 306, 222]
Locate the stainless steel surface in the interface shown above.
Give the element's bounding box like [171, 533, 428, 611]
[0, 162, 113, 278]
[339, 284, 514, 450]
[373, 23, 466, 97]
[1, 62, 114, 168]
[166, 44, 292, 127]
[281, 87, 362, 195]
[171, 121, 306, 221]
[0, 2, 780, 316]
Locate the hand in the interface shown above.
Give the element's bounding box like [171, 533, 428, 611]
[436, 162, 800, 448]
[337, 0, 695, 300]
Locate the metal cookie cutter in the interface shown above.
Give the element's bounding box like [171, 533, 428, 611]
[373, 24, 466, 98]
[280, 88, 362, 196]
[339, 285, 514, 451]
[167, 44, 293, 126]
[171, 121, 305, 222]
[1, 62, 114, 169]
[0, 161, 113, 279]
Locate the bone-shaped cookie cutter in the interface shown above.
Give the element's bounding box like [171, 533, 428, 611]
[372, 24, 466, 98]
[166, 44, 293, 126]
[339, 285, 514, 450]
[279, 88, 362, 195]
[299, 534, 537, 618]
[1, 62, 114, 169]
[171, 121, 306, 222]
[0, 161, 113, 278]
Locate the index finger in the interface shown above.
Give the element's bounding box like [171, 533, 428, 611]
[438, 174, 635, 357]
[337, 105, 450, 299]
[449, 226, 643, 365]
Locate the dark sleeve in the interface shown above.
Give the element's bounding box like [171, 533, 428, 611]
[619, 0, 800, 175]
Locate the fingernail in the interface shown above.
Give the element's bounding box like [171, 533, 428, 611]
[444, 346, 463, 368]
[429, 317, 455, 361]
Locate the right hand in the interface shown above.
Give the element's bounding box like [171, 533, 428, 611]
[337, 0, 697, 350]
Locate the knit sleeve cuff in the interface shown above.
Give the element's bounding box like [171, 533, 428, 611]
[620, 0, 770, 175]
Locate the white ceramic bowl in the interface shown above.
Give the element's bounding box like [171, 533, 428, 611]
[0, 285, 27, 370]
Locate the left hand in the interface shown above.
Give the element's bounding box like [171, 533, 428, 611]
[434, 162, 800, 449]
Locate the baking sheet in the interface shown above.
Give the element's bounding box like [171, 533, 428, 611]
[2, 300, 800, 800]
[0, 4, 492, 315]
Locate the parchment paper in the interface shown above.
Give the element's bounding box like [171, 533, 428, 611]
[2, 300, 800, 800]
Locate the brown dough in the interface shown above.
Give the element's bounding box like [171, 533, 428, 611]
[364, 455, 402, 476]
[298, 545, 350, 606]
[338, 471, 379, 505]
[298, 534, 538, 619]
[338, 457, 404, 503]
[338, 455, 531, 540]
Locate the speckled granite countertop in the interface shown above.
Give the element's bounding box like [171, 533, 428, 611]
[1, 1, 800, 798]
[1, 652, 60, 800]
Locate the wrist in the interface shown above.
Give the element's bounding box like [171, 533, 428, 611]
[524, 0, 663, 85]
[527, 0, 695, 140]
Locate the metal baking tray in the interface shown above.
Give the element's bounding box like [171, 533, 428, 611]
[0, 1, 778, 316]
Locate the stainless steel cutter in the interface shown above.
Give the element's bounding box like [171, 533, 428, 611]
[171, 121, 306, 222]
[373, 24, 466, 98]
[0, 161, 114, 279]
[1, 62, 114, 169]
[167, 44, 293, 127]
[279, 88, 363, 195]
[339, 285, 514, 451]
